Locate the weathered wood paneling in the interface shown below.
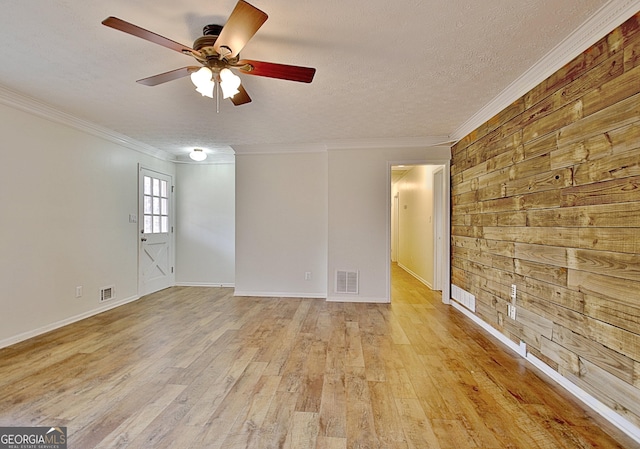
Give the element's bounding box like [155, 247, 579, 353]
[527, 202, 640, 228]
[552, 323, 635, 383]
[564, 359, 640, 428]
[451, 13, 640, 426]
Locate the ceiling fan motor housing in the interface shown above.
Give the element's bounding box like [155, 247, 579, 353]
[203, 24, 223, 36]
[193, 24, 238, 65]
[101, 0, 315, 102]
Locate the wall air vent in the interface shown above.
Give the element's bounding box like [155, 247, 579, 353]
[336, 270, 359, 294]
[451, 284, 475, 312]
[100, 285, 115, 302]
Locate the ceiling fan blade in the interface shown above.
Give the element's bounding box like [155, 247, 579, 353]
[236, 60, 316, 83]
[102, 17, 194, 54]
[136, 67, 200, 86]
[230, 83, 252, 106]
[213, 1, 268, 58]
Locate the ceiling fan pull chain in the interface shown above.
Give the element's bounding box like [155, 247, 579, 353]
[216, 80, 220, 114]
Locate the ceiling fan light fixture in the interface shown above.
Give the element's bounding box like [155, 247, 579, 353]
[219, 68, 241, 99]
[191, 67, 215, 98]
[102, 1, 315, 108]
[189, 148, 207, 161]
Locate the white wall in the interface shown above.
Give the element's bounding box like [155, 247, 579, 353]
[235, 151, 328, 297]
[395, 165, 437, 287]
[0, 99, 450, 346]
[0, 102, 174, 346]
[327, 146, 450, 302]
[175, 163, 235, 286]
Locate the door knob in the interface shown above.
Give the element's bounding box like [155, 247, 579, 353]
[141, 237, 147, 242]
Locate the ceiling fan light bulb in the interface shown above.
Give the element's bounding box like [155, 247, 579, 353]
[220, 68, 241, 99]
[221, 85, 240, 99]
[190, 67, 213, 89]
[189, 149, 207, 161]
[219, 68, 234, 81]
[195, 81, 215, 98]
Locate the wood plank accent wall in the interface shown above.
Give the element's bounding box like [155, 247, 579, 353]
[451, 12, 640, 427]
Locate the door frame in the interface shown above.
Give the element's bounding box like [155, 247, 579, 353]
[387, 160, 450, 304]
[138, 165, 175, 296]
[391, 192, 399, 263]
[433, 167, 444, 291]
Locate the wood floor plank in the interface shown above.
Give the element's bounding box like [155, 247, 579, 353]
[431, 419, 481, 449]
[318, 373, 347, 439]
[361, 334, 387, 382]
[315, 435, 347, 449]
[394, 397, 442, 449]
[252, 391, 298, 449]
[283, 411, 320, 449]
[179, 345, 259, 427]
[295, 340, 327, 413]
[0, 266, 635, 449]
[217, 374, 282, 449]
[345, 322, 365, 368]
[194, 361, 267, 449]
[369, 380, 409, 448]
[93, 384, 187, 449]
[345, 365, 380, 449]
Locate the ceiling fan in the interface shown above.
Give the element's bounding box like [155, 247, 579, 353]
[102, 0, 316, 106]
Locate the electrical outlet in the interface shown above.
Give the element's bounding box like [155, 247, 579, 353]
[508, 304, 517, 320]
[305, 271, 312, 280]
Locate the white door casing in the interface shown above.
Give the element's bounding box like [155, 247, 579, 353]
[433, 168, 444, 291]
[139, 167, 174, 296]
[387, 161, 451, 304]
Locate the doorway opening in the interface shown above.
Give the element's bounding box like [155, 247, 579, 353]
[389, 163, 450, 304]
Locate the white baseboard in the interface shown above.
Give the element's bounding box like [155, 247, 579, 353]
[526, 353, 640, 445]
[233, 291, 326, 299]
[233, 290, 389, 303]
[175, 282, 235, 288]
[397, 263, 433, 289]
[326, 295, 390, 303]
[0, 294, 140, 350]
[451, 301, 527, 357]
[450, 301, 640, 446]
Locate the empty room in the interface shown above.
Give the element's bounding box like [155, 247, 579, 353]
[1, 1, 640, 448]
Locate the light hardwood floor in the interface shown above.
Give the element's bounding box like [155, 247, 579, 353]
[0, 265, 636, 448]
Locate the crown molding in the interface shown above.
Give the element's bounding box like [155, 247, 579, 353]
[0, 85, 175, 161]
[324, 136, 454, 151]
[451, 0, 640, 142]
[233, 136, 456, 155]
[232, 142, 328, 155]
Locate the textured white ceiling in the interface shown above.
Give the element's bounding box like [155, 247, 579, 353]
[0, 0, 616, 161]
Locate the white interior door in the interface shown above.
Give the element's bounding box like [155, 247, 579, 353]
[139, 167, 174, 296]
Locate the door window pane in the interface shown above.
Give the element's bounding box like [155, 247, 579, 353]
[144, 176, 151, 195]
[161, 216, 169, 233]
[144, 216, 152, 234]
[143, 174, 170, 234]
[144, 196, 152, 214]
[161, 180, 168, 198]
